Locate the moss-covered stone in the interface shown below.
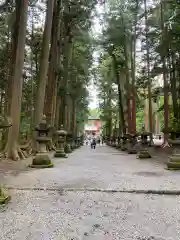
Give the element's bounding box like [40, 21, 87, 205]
[116, 144, 121, 149]
[71, 142, 76, 150]
[64, 143, 72, 153]
[138, 150, 151, 159]
[128, 148, 137, 154]
[0, 186, 11, 205]
[168, 154, 180, 162]
[29, 154, 53, 168]
[166, 161, 180, 170]
[121, 145, 127, 151]
[166, 154, 180, 170]
[54, 150, 67, 158]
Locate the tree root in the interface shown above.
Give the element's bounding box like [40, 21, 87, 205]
[5, 147, 20, 161]
[2, 141, 33, 161]
[19, 141, 33, 156]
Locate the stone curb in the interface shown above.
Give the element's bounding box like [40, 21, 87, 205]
[5, 187, 180, 195]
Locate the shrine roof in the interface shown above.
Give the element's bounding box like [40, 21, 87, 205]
[88, 116, 100, 120]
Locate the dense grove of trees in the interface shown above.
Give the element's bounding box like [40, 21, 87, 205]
[96, 0, 180, 143]
[0, 0, 180, 161]
[0, 0, 97, 160]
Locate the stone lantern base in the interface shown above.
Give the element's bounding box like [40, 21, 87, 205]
[71, 141, 76, 150]
[115, 143, 121, 149]
[121, 144, 127, 151]
[0, 186, 11, 205]
[128, 148, 137, 154]
[29, 154, 54, 168]
[54, 148, 67, 158]
[64, 143, 72, 154]
[126, 142, 137, 154]
[138, 149, 151, 159]
[166, 154, 180, 170]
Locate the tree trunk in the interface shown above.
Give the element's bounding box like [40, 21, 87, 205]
[160, 1, 169, 145]
[6, 7, 20, 115]
[120, 16, 132, 133]
[170, 51, 178, 120]
[112, 54, 126, 135]
[131, 0, 138, 134]
[62, 36, 72, 129]
[6, 0, 28, 160]
[44, 0, 62, 125]
[34, 0, 55, 126]
[55, 96, 61, 129]
[71, 99, 76, 135]
[66, 102, 71, 131]
[144, 0, 153, 133]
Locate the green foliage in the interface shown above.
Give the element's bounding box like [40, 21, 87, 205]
[89, 108, 99, 117]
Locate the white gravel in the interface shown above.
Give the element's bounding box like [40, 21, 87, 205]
[1, 146, 180, 239]
[1, 190, 180, 240]
[2, 146, 180, 191]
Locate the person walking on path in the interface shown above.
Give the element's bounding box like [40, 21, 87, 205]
[91, 137, 96, 149]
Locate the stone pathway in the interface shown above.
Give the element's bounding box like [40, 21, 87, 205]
[0, 146, 180, 239]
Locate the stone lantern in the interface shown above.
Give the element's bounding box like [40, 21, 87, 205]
[137, 132, 152, 159]
[64, 131, 72, 153]
[29, 115, 53, 168]
[121, 135, 128, 151]
[76, 136, 81, 148]
[127, 133, 138, 154]
[71, 134, 76, 150]
[80, 134, 84, 146]
[0, 115, 12, 205]
[54, 125, 67, 158]
[166, 139, 180, 170]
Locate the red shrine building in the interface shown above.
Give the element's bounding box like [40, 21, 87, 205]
[84, 116, 101, 137]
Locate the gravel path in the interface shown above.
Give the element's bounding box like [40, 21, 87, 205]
[2, 145, 180, 191]
[0, 145, 180, 239]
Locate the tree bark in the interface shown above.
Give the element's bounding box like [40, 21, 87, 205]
[6, 7, 20, 115]
[62, 36, 72, 129]
[44, 0, 62, 125]
[121, 16, 131, 133]
[160, 1, 169, 144]
[34, 0, 55, 126]
[111, 54, 126, 135]
[131, 0, 138, 134]
[6, 0, 28, 160]
[144, 0, 153, 132]
[170, 51, 178, 120]
[71, 99, 76, 135]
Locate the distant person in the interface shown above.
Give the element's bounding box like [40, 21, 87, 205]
[91, 137, 96, 149]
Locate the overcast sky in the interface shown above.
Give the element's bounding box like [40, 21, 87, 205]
[88, 4, 103, 109]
